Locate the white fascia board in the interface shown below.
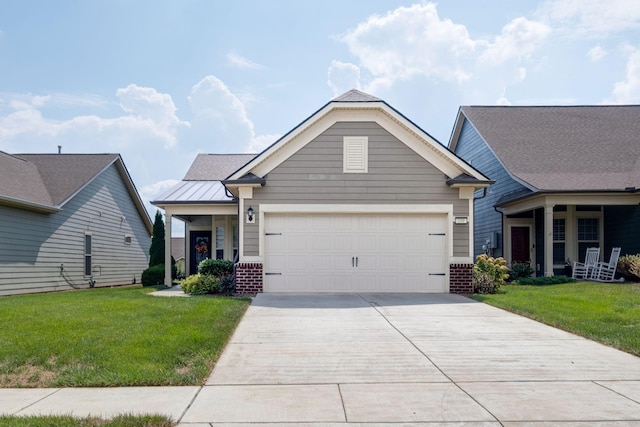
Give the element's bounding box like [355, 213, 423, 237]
[259, 203, 454, 214]
[228, 100, 487, 182]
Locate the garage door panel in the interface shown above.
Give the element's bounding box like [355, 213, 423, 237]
[264, 213, 448, 293]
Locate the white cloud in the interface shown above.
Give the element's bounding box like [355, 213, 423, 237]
[227, 52, 264, 70]
[188, 75, 278, 153]
[609, 46, 640, 104]
[537, 0, 640, 36]
[335, 2, 549, 96]
[587, 45, 607, 62]
[339, 3, 477, 86]
[479, 17, 551, 64]
[116, 84, 189, 148]
[327, 60, 361, 96]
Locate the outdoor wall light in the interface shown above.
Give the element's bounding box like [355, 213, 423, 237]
[454, 216, 469, 224]
[247, 206, 254, 222]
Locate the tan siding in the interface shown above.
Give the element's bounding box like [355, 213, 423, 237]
[0, 165, 151, 296]
[243, 121, 470, 257]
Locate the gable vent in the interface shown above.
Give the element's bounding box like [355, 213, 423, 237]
[343, 136, 368, 173]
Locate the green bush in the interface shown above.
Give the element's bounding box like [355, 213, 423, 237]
[219, 274, 236, 295]
[180, 274, 221, 295]
[198, 259, 234, 277]
[508, 262, 534, 281]
[618, 254, 640, 282]
[473, 254, 509, 294]
[141, 264, 166, 286]
[513, 275, 576, 286]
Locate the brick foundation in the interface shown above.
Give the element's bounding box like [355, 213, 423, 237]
[235, 262, 263, 296]
[449, 263, 474, 294]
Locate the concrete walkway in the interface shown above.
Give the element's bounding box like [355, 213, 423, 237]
[3, 293, 640, 425]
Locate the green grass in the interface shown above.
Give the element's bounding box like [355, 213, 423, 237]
[0, 286, 249, 387]
[0, 414, 174, 427]
[472, 281, 640, 356]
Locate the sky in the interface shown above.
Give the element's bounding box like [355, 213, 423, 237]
[2, 0, 640, 235]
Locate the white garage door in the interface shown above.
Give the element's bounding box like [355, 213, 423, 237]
[264, 213, 448, 293]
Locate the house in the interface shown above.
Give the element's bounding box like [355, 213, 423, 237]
[449, 106, 640, 277]
[153, 90, 492, 293]
[0, 152, 153, 296]
[171, 237, 186, 277]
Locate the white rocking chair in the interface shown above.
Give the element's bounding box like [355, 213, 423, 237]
[593, 247, 622, 282]
[572, 247, 600, 280]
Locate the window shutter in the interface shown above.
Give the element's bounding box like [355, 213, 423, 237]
[343, 137, 368, 173]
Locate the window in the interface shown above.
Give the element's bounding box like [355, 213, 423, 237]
[215, 226, 224, 259]
[578, 217, 600, 262]
[553, 218, 566, 265]
[84, 234, 92, 276]
[343, 136, 368, 173]
[124, 234, 132, 245]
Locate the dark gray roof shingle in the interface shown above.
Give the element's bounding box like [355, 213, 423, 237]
[184, 154, 256, 181]
[460, 105, 640, 191]
[15, 154, 120, 205]
[332, 89, 381, 103]
[0, 151, 53, 208]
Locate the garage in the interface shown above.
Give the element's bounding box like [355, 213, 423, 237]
[263, 213, 448, 293]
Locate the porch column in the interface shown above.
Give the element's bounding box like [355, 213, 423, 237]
[544, 205, 554, 276]
[165, 212, 172, 286]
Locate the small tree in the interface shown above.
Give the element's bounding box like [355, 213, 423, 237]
[148, 210, 165, 267]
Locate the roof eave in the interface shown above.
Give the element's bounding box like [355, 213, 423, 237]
[0, 195, 59, 213]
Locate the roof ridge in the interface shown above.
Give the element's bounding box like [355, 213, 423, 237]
[332, 89, 381, 102]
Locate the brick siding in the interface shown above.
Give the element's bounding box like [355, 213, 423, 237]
[235, 262, 263, 295]
[449, 263, 473, 294]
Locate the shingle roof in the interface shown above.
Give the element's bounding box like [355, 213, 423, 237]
[16, 153, 120, 205]
[184, 154, 256, 180]
[0, 151, 54, 209]
[460, 105, 640, 191]
[332, 89, 381, 103]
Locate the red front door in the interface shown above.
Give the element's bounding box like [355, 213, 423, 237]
[511, 227, 530, 263]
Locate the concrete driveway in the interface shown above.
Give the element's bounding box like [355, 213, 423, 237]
[181, 293, 640, 426]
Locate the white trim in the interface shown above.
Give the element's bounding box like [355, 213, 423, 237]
[258, 204, 455, 288]
[450, 256, 474, 264]
[228, 103, 488, 184]
[259, 204, 454, 214]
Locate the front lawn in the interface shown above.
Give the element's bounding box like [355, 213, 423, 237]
[472, 281, 640, 357]
[0, 414, 173, 427]
[0, 286, 249, 387]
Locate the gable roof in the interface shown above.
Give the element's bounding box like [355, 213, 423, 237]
[0, 152, 152, 233]
[449, 105, 640, 191]
[226, 89, 491, 186]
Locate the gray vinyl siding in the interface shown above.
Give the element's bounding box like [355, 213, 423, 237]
[0, 164, 150, 296]
[604, 206, 640, 256]
[246, 121, 469, 257]
[454, 119, 528, 258]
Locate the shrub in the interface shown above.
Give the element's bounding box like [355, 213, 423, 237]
[473, 254, 509, 294]
[508, 262, 534, 281]
[219, 274, 236, 295]
[512, 275, 576, 286]
[618, 254, 640, 282]
[141, 264, 165, 287]
[198, 259, 234, 278]
[180, 274, 221, 295]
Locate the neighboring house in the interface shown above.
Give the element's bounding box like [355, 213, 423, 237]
[0, 152, 153, 296]
[153, 90, 492, 293]
[171, 237, 186, 277]
[449, 106, 640, 277]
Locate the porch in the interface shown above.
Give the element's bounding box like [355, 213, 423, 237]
[499, 193, 640, 277]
